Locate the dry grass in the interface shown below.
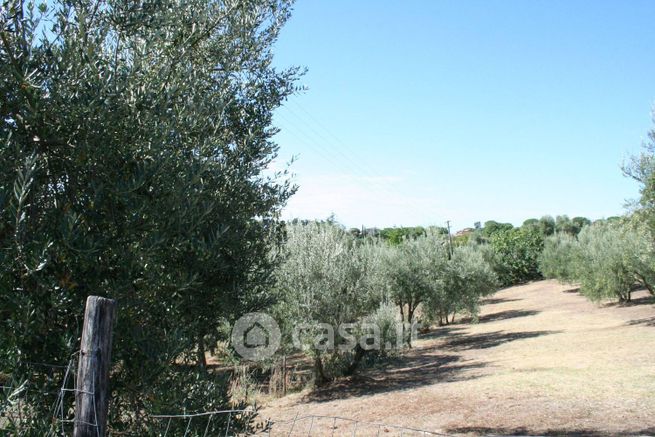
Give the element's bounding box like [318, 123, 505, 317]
[260, 280, 655, 436]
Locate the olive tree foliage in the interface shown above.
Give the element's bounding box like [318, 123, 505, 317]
[1, 0, 299, 432]
[419, 244, 497, 326]
[381, 232, 449, 341]
[446, 245, 497, 320]
[382, 233, 497, 334]
[539, 232, 578, 281]
[274, 225, 499, 381]
[540, 219, 655, 303]
[274, 222, 383, 383]
[623, 116, 655, 228]
[575, 221, 640, 302]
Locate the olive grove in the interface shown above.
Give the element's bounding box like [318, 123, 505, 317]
[274, 223, 498, 382]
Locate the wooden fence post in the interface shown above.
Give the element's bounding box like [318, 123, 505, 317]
[74, 296, 116, 437]
[282, 355, 287, 396]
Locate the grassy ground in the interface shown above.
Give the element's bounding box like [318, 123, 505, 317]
[260, 280, 655, 436]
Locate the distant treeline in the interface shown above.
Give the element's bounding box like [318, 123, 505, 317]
[310, 215, 598, 288]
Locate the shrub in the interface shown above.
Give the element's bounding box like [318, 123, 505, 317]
[488, 227, 544, 286]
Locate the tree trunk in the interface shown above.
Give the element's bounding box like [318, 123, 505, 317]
[344, 344, 367, 376]
[407, 305, 415, 348]
[314, 355, 327, 385]
[635, 272, 654, 295]
[399, 303, 405, 345]
[197, 337, 207, 372]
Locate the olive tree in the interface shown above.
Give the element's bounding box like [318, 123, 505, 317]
[422, 244, 497, 325]
[382, 232, 449, 345]
[574, 221, 635, 302]
[573, 219, 655, 302]
[539, 232, 579, 281]
[275, 222, 381, 383]
[1, 0, 299, 432]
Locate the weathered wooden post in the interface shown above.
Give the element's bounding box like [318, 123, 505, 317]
[282, 355, 287, 396]
[74, 296, 116, 437]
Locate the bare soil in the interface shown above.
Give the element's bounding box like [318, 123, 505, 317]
[260, 280, 655, 436]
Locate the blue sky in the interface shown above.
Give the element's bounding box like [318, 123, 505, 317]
[271, 0, 655, 231]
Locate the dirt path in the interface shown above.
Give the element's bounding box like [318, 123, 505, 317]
[260, 280, 655, 436]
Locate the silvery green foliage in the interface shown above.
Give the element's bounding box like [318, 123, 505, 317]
[276, 225, 500, 379]
[277, 222, 379, 329]
[448, 245, 498, 318]
[422, 244, 498, 325]
[363, 302, 401, 352]
[571, 219, 655, 302]
[624, 219, 655, 294]
[539, 232, 579, 281]
[623, 121, 655, 224]
[382, 232, 497, 329]
[574, 221, 635, 302]
[539, 218, 655, 302]
[275, 222, 381, 381]
[383, 231, 449, 328]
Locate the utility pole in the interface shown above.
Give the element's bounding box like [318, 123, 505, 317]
[446, 220, 453, 260]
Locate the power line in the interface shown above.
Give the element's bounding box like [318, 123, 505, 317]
[276, 99, 440, 226]
[275, 112, 427, 223]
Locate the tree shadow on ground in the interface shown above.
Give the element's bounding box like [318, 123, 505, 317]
[626, 316, 655, 327]
[477, 310, 540, 323]
[303, 353, 485, 403]
[604, 294, 655, 307]
[303, 329, 559, 403]
[440, 330, 560, 352]
[447, 426, 655, 436]
[481, 297, 523, 305]
[419, 325, 468, 340]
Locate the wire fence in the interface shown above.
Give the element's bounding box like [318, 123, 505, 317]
[150, 409, 450, 436]
[263, 414, 450, 436]
[3, 357, 449, 436]
[0, 351, 102, 437]
[151, 409, 258, 437]
[51, 351, 104, 437]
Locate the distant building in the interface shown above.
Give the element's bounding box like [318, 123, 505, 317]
[455, 227, 474, 237]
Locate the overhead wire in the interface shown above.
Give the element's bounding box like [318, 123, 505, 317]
[275, 98, 443, 228]
[275, 111, 424, 226]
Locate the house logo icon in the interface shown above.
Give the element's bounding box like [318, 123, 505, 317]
[231, 312, 281, 361]
[245, 322, 269, 348]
